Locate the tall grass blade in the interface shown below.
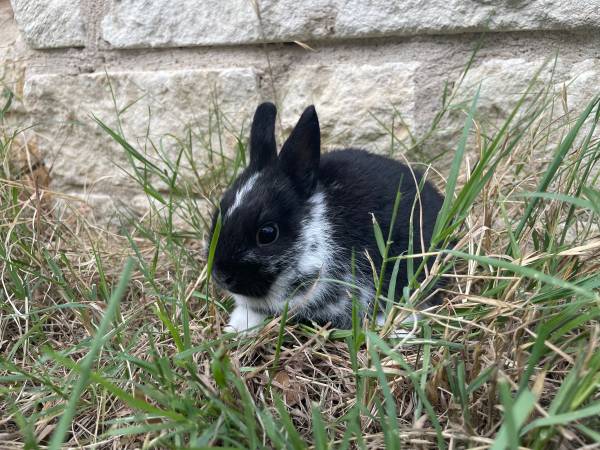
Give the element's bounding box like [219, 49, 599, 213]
[48, 258, 135, 449]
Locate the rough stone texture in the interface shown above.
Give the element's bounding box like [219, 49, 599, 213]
[101, 0, 258, 49]
[0, 1, 17, 67]
[10, 0, 86, 49]
[23, 68, 259, 191]
[57, 192, 156, 226]
[566, 59, 600, 149]
[278, 62, 419, 153]
[451, 57, 565, 130]
[336, 1, 600, 37]
[0, 0, 26, 112]
[567, 59, 600, 113]
[426, 56, 571, 166]
[101, 0, 600, 49]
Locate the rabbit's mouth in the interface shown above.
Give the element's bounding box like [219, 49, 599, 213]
[212, 266, 276, 299]
[211, 270, 234, 290]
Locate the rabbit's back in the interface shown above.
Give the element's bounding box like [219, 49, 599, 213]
[319, 148, 444, 301]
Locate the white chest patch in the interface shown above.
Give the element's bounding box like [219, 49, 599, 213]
[226, 172, 260, 218]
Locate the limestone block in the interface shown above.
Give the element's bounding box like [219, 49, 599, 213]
[278, 62, 419, 154]
[101, 0, 259, 48]
[0, 1, 18, 67]
[101, 0, 600, 49]
[564, 60, 600, 149]
[0, 0, 27, 113]
[58, 192, 150, 227]
[57, 191, 211, 230]
[336, 0, 600, 37]
[455, 57, 562, 119]
[567, 60, 600, 114]
[10, 0, 86, 48]
[57, 192, 119, 224]
[23, 68, 259, 191]
[421, 57, 567, 166]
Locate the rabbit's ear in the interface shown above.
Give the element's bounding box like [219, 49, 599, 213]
[279, 105, 320, 197]
[249, 102, 277, 171]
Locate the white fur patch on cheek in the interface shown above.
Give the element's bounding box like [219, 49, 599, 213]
[226, 172, 260, 219]
[297, 191, 331, 273]
[225, 298, 267, 333]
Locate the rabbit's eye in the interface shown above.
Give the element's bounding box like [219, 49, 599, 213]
[256, 222, 279, 246]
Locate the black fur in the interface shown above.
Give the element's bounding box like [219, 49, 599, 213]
[209, 103, 444, 330]
[321, 148, 444, 303]
[249, 102, 277, 170]
[279, 105, 320, 197]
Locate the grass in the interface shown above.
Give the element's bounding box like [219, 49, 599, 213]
[1, 59, 600, 449]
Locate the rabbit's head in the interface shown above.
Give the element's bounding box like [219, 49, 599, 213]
[209, 102, 327, 300]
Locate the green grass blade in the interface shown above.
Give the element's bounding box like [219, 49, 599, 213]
[491, 387, 536, 450]
[522, 400, 600, 434]
[513, 94, 600, 239]
[48, 258, 135, 450]
[274, 395, 307, 450]
[312, 403, 328, 450]
[432, 85, 480, 240]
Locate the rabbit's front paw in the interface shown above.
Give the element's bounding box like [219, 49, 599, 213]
[225, 305, 267, 333]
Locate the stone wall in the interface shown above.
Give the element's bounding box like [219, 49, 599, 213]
[2, 0, 600, 219]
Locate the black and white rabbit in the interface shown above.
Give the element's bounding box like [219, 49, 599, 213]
[209, 102, 444, 332]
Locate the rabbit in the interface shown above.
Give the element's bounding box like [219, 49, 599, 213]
[208, 102, 444, 333]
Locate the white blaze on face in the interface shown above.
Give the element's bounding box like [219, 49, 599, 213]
[226, 172, 260, 219]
